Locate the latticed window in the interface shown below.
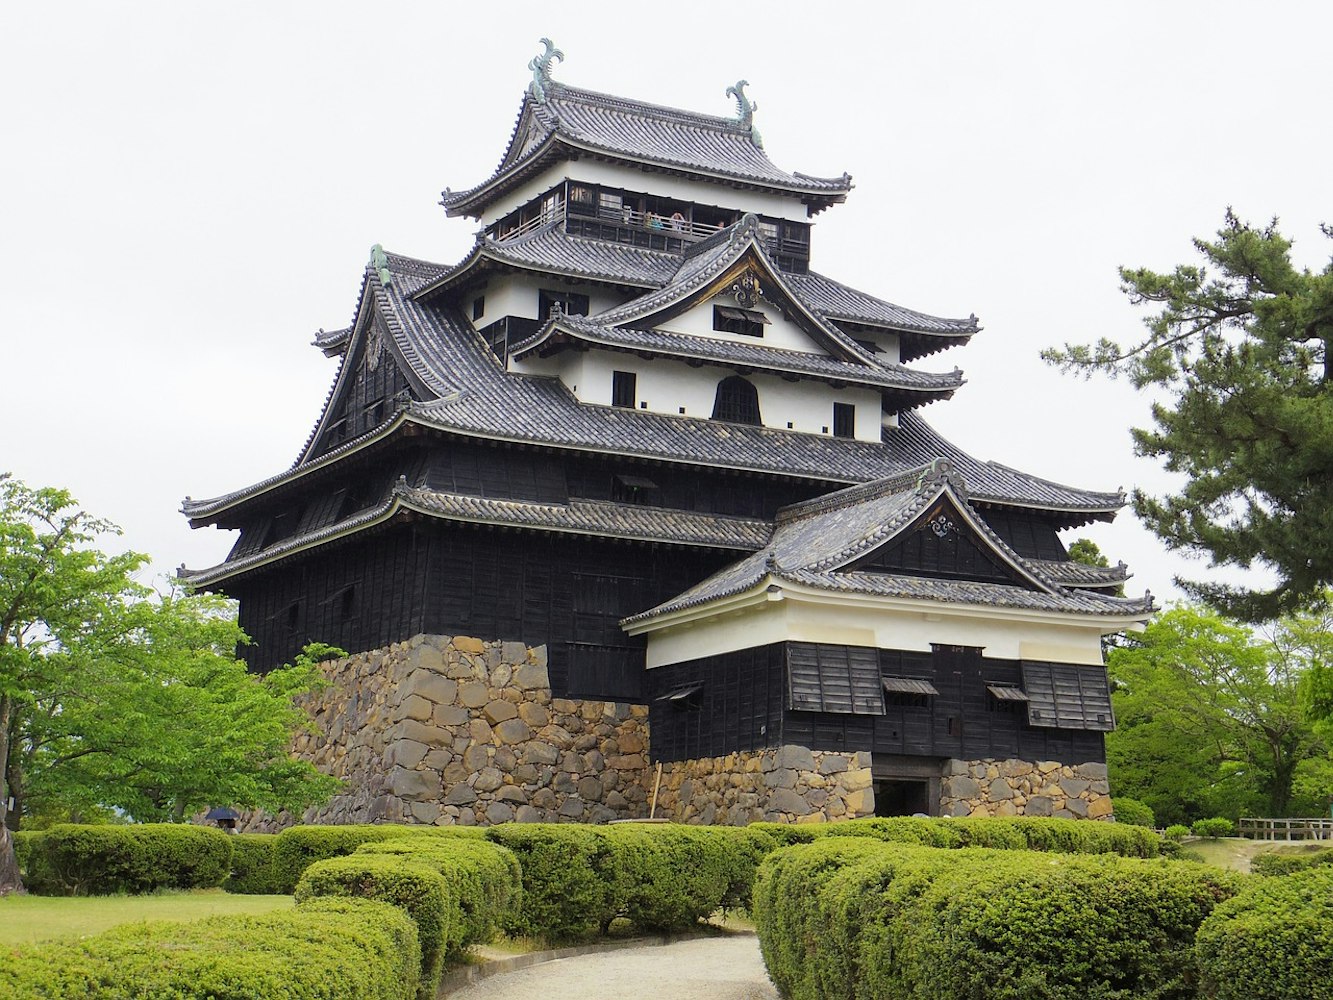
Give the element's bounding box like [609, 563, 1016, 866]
[711, 376, 761, 425]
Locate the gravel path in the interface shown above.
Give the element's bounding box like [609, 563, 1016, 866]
[446, 934, 779, 1000]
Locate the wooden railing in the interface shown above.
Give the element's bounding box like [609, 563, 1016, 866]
[1238, 817, 1333, 841]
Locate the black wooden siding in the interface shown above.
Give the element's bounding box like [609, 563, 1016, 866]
[850, 501, 1030, 587]
[231, 520, 732, 692]
[980, 509, 1070, 562]
[646, 642, 1106, 765]
[313, 317, 415, 458]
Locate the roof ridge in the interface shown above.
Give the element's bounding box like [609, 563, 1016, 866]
[547, 81, 750, 135]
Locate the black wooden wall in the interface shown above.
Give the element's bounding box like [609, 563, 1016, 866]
[231, 520, 733, 696]
[646, 642, 1106, 765]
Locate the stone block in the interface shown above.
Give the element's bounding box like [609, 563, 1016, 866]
[541, 725, 574, 749]
[486, 802, 515, 824]
[422, 749, 453, 770]
[515, 662, 550, 691]
[390, 767, 437, 799]
[433, 705, 470, 727]
[390, 740, 429, 770]
[444, 784, 478, 805]
[496, 785, 528, 804]
[1075, 762, 1109, 780]
[767, 788, 813, 816]
[763, 768, 797, 789]
[502, 641, 528, 664]
[495, 719, 533, 745]
[844, 787, 875, 816]
[773, 745, 817, 771]
[818, 756, 849, 775]
[558, 797, 586, 818]
[550, 699, 579, 715]
[460, 682, 490, 709]
[531, 787, 557, 809]
[475, 767, 504, 793]
[484, 699, 518, 724]
[841, 768, 873, 792]
[397, 694, 434, 722]
[454, 636, 486, 654]
[1087, 796, 1114, 819]
[1059, 777, 1090, 797]
[1025, 796, 1054, 817]
[993, 799, 1018, 817]
[616, 731, 644, 753]
[988, 778, 1016, 800]
[520, 743, 559, 766]
[518, 702, 550, 727]
[493, 746, 517, 770]
[410, 801, 441, 824]
[578, 776, 603, 800]
[403, 673, 457, 705]
[945, 776, 980, 799]
[413, 646, 445, 672]
[462, 745, 490, 771]
[515, 805, 545, 823]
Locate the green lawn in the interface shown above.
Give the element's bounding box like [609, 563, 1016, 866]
[1185, 836, 1329, 873]
[0, 890, 293, 948]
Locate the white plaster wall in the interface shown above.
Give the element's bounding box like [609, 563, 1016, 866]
[474, 273, 628, 328]
[479, 161, 810, 228]
[854, 330, 901, 365]
[662, 296, 823, 354]
[642, 593, 1113, 668]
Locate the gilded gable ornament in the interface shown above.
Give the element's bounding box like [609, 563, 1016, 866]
[929, 514, 956, 538]
[730, 269, 762, 309]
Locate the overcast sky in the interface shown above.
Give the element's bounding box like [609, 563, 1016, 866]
[3, 2, 1327, 609]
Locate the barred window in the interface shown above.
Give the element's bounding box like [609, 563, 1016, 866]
[711, 376, 761, 425]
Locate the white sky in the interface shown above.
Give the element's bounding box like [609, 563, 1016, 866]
[3, 2, 1327, 607]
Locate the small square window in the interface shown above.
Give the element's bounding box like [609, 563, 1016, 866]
[472, 296, 485, 320]
[612, 370, 637, 409]
[713, 305, 768, 338]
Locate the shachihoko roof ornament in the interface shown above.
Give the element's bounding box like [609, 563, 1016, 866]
[369, 244, 392, 286]
[528, 38, 564, 104]
[726, 80, 762, 147]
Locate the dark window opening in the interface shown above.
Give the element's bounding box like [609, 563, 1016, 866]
[340, 586, 356, 620]
[713, 305, 768, 337]
[612, 472, 659, 504]
[472, 296, 485, 320]
[261, 506, 305, 549]
[284, 602, 301, 636]
[656, 681, 704, 712]
[539, 288, 590, 319]
[326, 418, 347, 445]
[711, 376, 762, 426]
[833, 402, 856, 439]
[611, 370, 637, 409]
[874, 779, 931, 817]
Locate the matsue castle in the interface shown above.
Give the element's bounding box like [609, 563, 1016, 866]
[183, 43, 1153, 827]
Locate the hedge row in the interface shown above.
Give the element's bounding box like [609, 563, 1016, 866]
[224, 833, 282, 894]
[0, 897, 421, 1000]
[1249, 845, 1333, 877]
[268, 822, 485, 893]
[18, 824, 234, 895]
[753, 838, 1242, 1000]
[1195, 867, 1333, 999]
[484, 822, 776, 942]
[748, 814, 1160, 857]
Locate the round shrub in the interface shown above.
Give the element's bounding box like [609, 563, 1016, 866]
[270, 823, 484, 893]
[30, 823, 232, 895]
[296, 854, 451, 999]
[1163, 824, 1191, 841]
[1112, 796, 1156, 827]
[1196, 867, 1333, 999]
[356, 837, 522, 952]
[1192, 817, 1235, 838]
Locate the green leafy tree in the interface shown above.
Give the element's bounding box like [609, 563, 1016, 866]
[1045, 211, 1333, 620]
[0, 476, 338, 895]
[1107, 604, 1330, 825]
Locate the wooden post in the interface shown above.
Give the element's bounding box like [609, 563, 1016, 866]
[649, 762, 663, 820]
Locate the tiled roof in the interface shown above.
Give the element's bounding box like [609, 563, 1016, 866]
[1032, 559, 1130, 590]
[183, 481, 771, 585]
[185, 252, 1123, 523]
[624, 462, 1154, 626]
[787, 271, 979, 336]
[511, 315, 964, 399]
[312, 325, 352, 356]
[442, 83, 852, 218]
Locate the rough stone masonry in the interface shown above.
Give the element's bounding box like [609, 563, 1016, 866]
[240, 634, 1112, 830]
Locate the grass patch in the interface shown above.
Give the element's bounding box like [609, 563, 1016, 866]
[1185, 836, 1330, 873]
[0, 889, 293, 947]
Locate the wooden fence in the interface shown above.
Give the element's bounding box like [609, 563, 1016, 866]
[1238, 817, 1333, 841]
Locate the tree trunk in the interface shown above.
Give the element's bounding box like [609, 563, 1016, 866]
[0, 694, 24, 895]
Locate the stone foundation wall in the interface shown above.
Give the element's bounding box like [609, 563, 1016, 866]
[939, 758, 1112, 819]
[653, 746, 876, 825]
[243, 634, 651, 830]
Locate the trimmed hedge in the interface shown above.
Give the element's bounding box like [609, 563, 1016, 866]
[24, 823, 233, 895]
[749, 815, 1159, 857]
[0, 897, 420, 999]
[11, 829, 39, 880]
[754, 838, 1242, 1000]
[483, 822, 776, 942]
[224, 833, 283, 894]
[270, 823, 484, 893]
[355, 837, 522, 953]
[296, 855, 450, 1000]
[1249, 845, 1333, 877]
[1196, 867, 1333, 999]
[1192, 817, 1235, 838]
